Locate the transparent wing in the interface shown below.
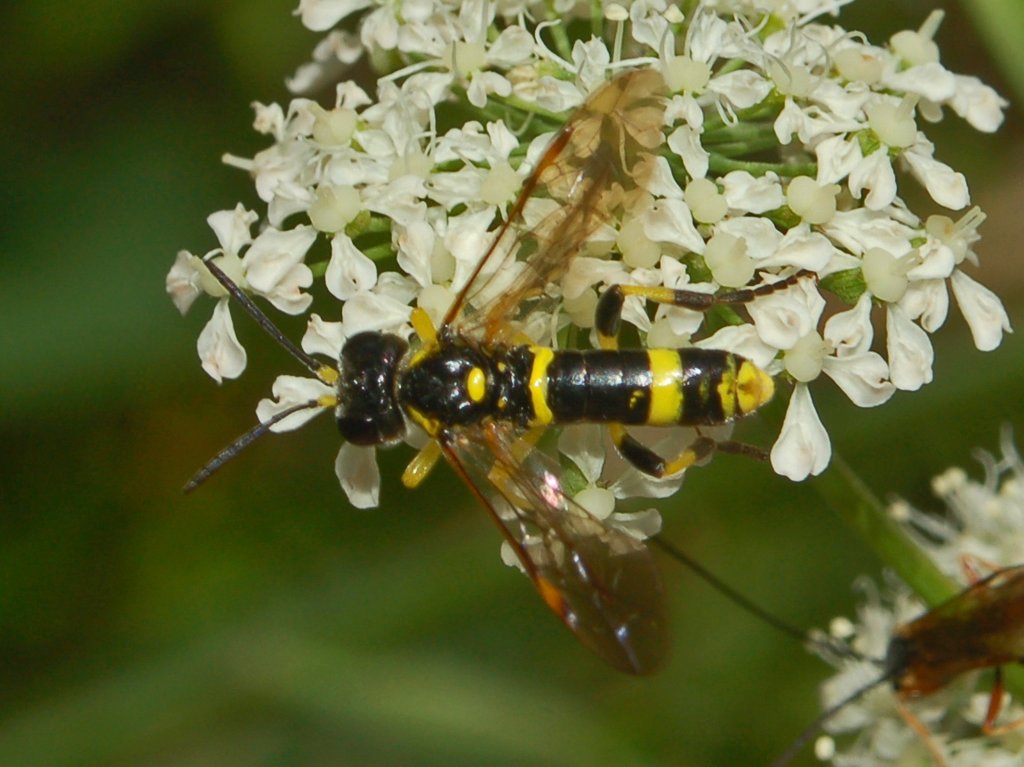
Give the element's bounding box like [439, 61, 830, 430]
[439, 420, 669, 674]
[443, 69, 668, 345]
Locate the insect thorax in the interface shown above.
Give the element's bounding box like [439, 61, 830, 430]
[397, 338, 534, 435]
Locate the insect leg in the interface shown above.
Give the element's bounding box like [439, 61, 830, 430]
[895, 698, 949, 767]
[980, 667, 1024, 735]
[402, 440, 442, 488]
[607, 424, 717, 478]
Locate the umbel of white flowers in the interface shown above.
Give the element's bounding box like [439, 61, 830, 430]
[167, 0, 1009, 524]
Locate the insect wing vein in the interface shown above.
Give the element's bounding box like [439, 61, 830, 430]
[441, 422, 669, 675]
[443, 69, 668, 345]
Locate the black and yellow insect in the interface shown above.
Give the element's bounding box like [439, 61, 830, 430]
[189, 68, 803, 674]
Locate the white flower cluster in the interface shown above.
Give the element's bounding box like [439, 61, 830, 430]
[816, 430, 1024, 766]
[167, 0, 1010, 508]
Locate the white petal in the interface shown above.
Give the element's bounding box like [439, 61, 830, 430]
[770, 385, 831, 481]
[557, 425, 605, 484]
[823, 292, 873, 356]
[707, 70, 773, 110]
[902, 145, 969, 210]
[883, 62, 955, 102]
[326, 233, 378, 300]
[748, 278, 825, 352]
[816, 136, 863, 186]
[898, 279, 949, 333]
[609, 508, 663, 541]
[335, 443, 380, 509]
[341, 291, 412, 336]
[268, 264, 315, 315]
[562, 257, 629, 301]
[302, 314, 346, 359]
[255, 374, 334, 431]
[886, 304, 934, 391]
[197, 299, 246, 383]
[395, 220, 436, 288]
[643, 198, 705, 254]
[666, 124, 709, 181]
[823, 353, 895, 408]
[206, 205, 257, 254]
[166, 250, 203, 316]
[761, 226, 835, 272]
[297, 0, 373, 32]
[848, 150, 897, 211]
[907, 236, 955, 280]
[243, 225, 318, 307]
[949, 75, 1007, 133]
[721, 170, 784, 214]
[950, 270, 1012, 351]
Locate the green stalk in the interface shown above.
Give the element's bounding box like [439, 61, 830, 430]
[811, 453, 956, 605]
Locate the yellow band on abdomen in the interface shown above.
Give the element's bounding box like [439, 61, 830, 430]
[647, 349, 684, 425]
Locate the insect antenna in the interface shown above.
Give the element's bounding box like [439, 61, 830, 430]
[653, 536, 867, 658]
[767, 670, 893, 767]
[202, 257, 334, 381]
[185, 258, 342, 491]
[184, 399, 331, 492]
[653, 536, 894, 764]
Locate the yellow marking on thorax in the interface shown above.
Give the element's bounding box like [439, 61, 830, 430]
[647, 350, 684, 425]
[466, 367, 487, 403]
[528, 346, 555, 425]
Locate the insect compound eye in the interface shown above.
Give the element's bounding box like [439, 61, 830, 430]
[336, 332, 409, 445]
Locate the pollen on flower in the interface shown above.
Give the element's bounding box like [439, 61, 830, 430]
[862, 247, 909, 303]
[308, 185, 361, 232]
[890, 11, 943, 67]
[311, 106, 357, 146]
[684, 178, 727, 224]
[663, 55, 710, 94]
[833, 48, 884, 85]
[786, 176, 838, 226]
[563, 288, 598, 329]
[479, 161, 520, 206]
[618, 218, 660, 269]
[784, 331, 828, 383]
[704, 231, 754, 288]
[865, 97, 919, 149]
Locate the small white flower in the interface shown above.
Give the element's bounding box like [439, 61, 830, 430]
[197, 299, 247, 383]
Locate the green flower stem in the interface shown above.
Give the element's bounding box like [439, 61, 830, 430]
[701, 123, 777, 145]
[706, 138, 788, 157]
[542, 3, 573, 61]
[811, 454, 956, 606]
[707, 156, 816, 177]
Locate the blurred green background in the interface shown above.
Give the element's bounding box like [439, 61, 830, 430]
[1, 1, 1021, 765]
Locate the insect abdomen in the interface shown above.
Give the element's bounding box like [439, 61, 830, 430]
[525, 347, 774, 427]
